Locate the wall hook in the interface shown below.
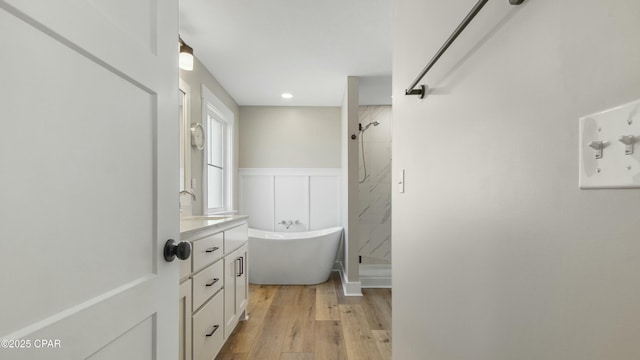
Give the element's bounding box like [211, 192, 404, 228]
[588, 141, 608, 159]
[618, 135, 635, 155]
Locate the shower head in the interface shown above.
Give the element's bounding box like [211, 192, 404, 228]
[360, 121, 380, 132]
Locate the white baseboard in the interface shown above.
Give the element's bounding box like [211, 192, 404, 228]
[334, 261, 362, 296]
[360, 264, 392, 288]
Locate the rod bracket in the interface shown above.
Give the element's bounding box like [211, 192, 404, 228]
[405, 85, 426, 99]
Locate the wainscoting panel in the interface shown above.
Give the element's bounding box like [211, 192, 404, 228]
[239, 174, 274, 231]
[310, 176, 341, 231]
[239, 169, 341, 231]
[274, 176, 309, 232]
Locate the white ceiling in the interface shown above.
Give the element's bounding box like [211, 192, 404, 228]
[179, 0, 392, 106]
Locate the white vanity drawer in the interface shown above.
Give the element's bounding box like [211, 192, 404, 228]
[192, 232, 224, 272]
[192, 259, 223, 311]
[193, 290, 224, 360]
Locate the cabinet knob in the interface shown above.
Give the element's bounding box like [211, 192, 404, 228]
[163, 239, 191, 262]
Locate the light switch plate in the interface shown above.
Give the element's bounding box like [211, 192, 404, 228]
[579, 99, 640, 189]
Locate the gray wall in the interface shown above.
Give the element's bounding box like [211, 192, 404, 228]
[239, 106, 341, 168]
[180, 57, 240, 214]
[393, 0, 640, 359]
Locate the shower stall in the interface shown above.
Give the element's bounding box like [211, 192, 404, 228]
[358, 105, 392, 286]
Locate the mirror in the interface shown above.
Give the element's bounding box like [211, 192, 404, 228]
[179, 79, 191, 192]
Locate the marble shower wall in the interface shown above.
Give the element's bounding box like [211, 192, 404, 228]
[358, 106, 392, 264]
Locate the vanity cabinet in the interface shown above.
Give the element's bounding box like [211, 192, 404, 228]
[192, 232, 224, 272]
[224, 244, 248, 339]
[178, 218, 249, 360]
[178, 279, 192, 360]
[192, 290, 224, 360]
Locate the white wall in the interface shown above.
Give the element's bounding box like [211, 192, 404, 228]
[393, 0, 640, 359]
[341, 77, 361, 294]
[180, 57, 240, 214]
[239, 106, 341, 168]
[359, 76, 392, 105]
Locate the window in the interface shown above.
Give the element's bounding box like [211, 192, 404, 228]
[202, 85, 233, 213]
[207, 112, 224, 209]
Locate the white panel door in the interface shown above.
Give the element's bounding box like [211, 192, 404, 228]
[223, 244, 247, 340]
[0, 0, 179, 359]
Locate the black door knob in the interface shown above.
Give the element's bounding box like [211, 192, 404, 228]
[164, 239, 192, 262]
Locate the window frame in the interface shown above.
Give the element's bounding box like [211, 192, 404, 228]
[201, 85, 234, 214]
[179, 79, 191, 193]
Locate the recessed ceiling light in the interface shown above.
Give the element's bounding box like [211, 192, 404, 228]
[281, 93, 293, 99]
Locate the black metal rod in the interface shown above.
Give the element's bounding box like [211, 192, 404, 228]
[405, 0, 488, 96]
[405, 0, 525, 97]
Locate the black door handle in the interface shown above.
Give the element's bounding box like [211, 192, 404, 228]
[163, 239, 192, 262]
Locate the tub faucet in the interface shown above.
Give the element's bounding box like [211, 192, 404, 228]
[278, 220, 293, 229]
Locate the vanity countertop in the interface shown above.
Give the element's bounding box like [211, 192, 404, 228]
[180, 215, 249, 238]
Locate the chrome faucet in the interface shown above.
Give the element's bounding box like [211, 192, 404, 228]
[278, 220, 301, 229]
[278, 220, 293, 229]
[179, 190, 196, 201]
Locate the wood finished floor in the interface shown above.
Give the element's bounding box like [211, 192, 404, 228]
[216, 272, 392, 360]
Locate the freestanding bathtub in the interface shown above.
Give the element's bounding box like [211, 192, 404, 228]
[248, 226, 343, 285]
